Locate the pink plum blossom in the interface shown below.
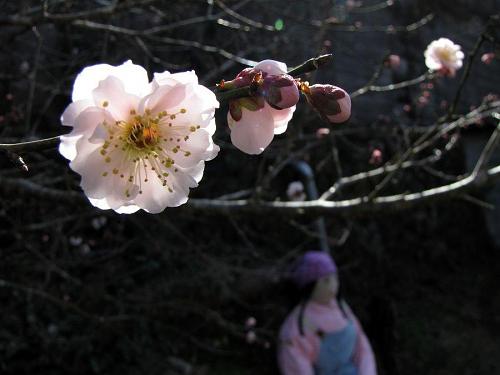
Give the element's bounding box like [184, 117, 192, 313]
[227, 60, 296, 155]
[59, 61, 219, 214]
[481, 52, 495, 65]
[369, 148, 383, 165]
[385, 54, 401, 69]
[316, 127, 331, 138]
[424, 38, 464, 77]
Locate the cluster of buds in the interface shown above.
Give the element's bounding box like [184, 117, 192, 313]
[220, 60, 352, 154]
[223, 66, 300, 117]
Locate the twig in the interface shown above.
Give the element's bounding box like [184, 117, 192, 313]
[447, 17, 498, 119]
[215, 0, 276, 31]
[0, 136, 60, 152]
[287, 54, 333, 76]
[2, 164, 500, 216]
[351, 71, 433, 99]
[472, 120, 500, 181]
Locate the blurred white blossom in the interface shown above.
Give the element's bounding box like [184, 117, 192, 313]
[424, 38, 464, 77]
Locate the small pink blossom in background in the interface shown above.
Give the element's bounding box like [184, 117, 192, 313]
[59, 61, 219, 213]
[440, 100, 448, 109]
[417, 95, 429, 107]
[286, 181, 306, 201]
[245, 317, 257, 328]
[424, 38, 464, 77]
[246, 331, 257, 344]
[227, 60, 296, 155]
[403, 104, 411, 112]
[481, 52, 495, 65]
[483, 93, 498, 103]
[369, 149, 383, 165]
[316, 127, 331, 139]
[385, 54, 400, 69]
[346, 0, 362, 9]
[304, 84, 351, 124]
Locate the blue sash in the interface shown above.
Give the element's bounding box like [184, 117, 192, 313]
[314, 320, 357, 375]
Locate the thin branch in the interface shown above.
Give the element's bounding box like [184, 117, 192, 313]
[447, 16, 498, 119]
[287, 54, 333, 76]
[2, 164, 500, 216]
[0, 136, 60, 152]
[215, 0, 276, 31]
[472, 120, 500, 180]
[351, 71, 433, 99]
[72, 19, 258, 66]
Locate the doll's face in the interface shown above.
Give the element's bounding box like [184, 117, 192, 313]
[311, 273, 339, 304]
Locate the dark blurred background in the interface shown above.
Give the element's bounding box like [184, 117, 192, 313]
[0, 1, 499, 374]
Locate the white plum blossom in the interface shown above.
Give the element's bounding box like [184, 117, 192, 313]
[286, 181, 306, 201]
[424, 38, 464, 76]
[59, 61, 219, 214]
[227, 60, 296, 155]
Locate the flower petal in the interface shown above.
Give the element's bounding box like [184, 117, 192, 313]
[92, 76, 141, 120]
[228, 108, 275, 154]
[153, 70, 198, 87]
[61, 99, 95, 126]
[266, 104, 296, 135]
[254, 60, 288, 75]
[72, 60, 150, 102]
[59, 108, 114, 162]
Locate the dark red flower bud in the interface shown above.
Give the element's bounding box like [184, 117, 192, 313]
[304, 84, 351, 124]
[260, 74, 299, 110]
[223, 68, 264, 89]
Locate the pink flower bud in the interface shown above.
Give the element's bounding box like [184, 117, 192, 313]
[369, 149, 382, 165]
[260, 74, 299, 110]
[305, 84, 351, 124]
[385, 54, 401, 69]
[481, 52, 495, 65]
[223, 68, 261, 89]
[246, 331, 257, 344]
[245, 317, 257, 328]
[316, 127, 330, 138]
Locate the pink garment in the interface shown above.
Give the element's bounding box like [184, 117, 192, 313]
[278, 299, 377, 375]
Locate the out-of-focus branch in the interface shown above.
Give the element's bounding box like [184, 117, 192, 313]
[0, 0, 158, 26]
[319, 133, 460, 200]
[351, 71, 434, 99]
[447, 16, 499, 119]
[311, 13, 435, 33]
[215, 0, 276, 31]
[0, 278, 131, 323]
[472, 118, 500, 180]
[72, 19, 258, 66]
[2, 162, 500, 217]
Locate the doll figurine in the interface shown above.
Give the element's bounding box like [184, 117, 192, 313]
[278, 251, 377, 375]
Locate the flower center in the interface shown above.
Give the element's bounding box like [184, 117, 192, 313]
[96, 105, 200, 199]
[437, 48, 454, 63]
[125, 113, 161, 151]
